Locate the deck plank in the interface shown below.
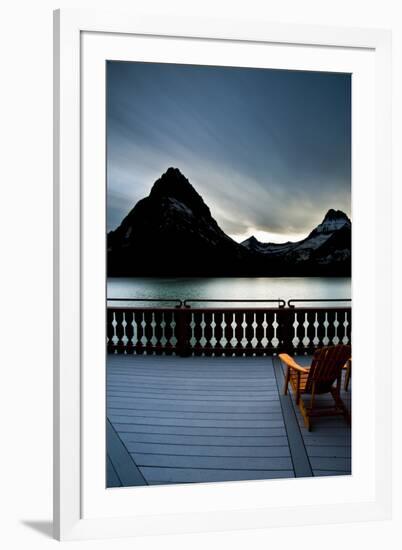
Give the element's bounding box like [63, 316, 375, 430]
[119, 433, 289, 446]
[305, 446, 351, 458]
[113, 423, 286, 437]
[107, 399, 282, 413]
[140, 467, 294, 484]
[107, 408, 282, 420]
[109, 416, 284, 428]
[272, 358, 313, 478]
[132, 454, 293, 470]
[106, 454, 121, 487]
[123, 442, 291, 457]
[106, 419, 148, 486]
[309, 457, 351, 471]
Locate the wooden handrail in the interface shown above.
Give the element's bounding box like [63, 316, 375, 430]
[287, 298, 351, 308]
[107, 297, 183, 307]
[183, 298, 286, 308]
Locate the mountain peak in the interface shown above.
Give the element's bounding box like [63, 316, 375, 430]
[149, 167, 211, 218]
[323, 209, 350, 223]
[150, 167, 189, 195]
[311, 209, 351, 236]
[242, 235, 258, 245]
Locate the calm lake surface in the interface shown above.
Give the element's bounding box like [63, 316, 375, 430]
[107, 277, 351, 307]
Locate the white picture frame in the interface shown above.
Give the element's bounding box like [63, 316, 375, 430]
[53, 8, 392, 541]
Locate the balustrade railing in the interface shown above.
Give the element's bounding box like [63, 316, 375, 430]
[106, 299, 351, 357]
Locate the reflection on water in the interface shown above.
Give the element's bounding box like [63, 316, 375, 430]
[107, 277, 351, 307]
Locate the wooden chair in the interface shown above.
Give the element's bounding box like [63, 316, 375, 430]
[279, 345, 351, 431]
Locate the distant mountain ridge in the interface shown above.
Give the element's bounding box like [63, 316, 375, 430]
[241, 209, 351, 268]
[107, 168, 351, 277]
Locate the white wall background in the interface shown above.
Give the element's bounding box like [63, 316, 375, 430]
[0, 1, 400, 548]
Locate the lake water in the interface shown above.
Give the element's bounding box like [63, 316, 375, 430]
[107, 277, 351, 307]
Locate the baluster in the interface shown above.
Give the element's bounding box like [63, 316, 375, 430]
[142, 310, 153, 353]
[234, 311, 244, 355]
[244, 311, 254, 355]
[305, 310, 316, 353]
[266, 311, 275, 352]
[193, 311, 203, 356]
[316, 310, 326, 347]
[225, 312, 235, 355]
[153, 310, 163, 355]
[255, 311, 265, 354]
[133, 310, 144, 354]
[326, 309, 337, 345]
[295, 311, 305, 353]
[203, 311, 213, 356]
[114, 310, 125, 354]
[163, 311, 173, 354]
[170, 310, 178, 353]
[345, 310, 352, 345]
[125, 310, 134, 354]
[213, 311, 224, 356]
[106, 309, 115, 353]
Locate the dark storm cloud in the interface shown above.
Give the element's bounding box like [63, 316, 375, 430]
[107, 62, 351, 239]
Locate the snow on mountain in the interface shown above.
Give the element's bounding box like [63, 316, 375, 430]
[242, 210, 350, 253]
[242, 237, 295, 255]
[311, 209, 351, 235]
[240, 209, 351, 270]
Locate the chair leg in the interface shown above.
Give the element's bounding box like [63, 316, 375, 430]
[298, 397, 311, 431]
[330, 388, 350, 425]
[283, 366, 290, 395]
[344, 361, 351, 391]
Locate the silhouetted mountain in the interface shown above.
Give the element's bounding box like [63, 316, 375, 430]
[107, 168, 254, 276]
[108, 168, 351, 277]
[242, 209, 351, 276]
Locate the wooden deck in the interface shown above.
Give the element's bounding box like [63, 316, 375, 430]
[106, 354, 351, 487]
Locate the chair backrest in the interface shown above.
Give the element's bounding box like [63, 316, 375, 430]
[305, 345, 351, 393]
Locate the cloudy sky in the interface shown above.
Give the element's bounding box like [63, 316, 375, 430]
[107, 61, 351, 243]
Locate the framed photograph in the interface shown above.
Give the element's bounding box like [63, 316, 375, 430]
[53, 9, 392, 541]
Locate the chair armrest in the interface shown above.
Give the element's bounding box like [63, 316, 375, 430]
[278, 353, 309, 374]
